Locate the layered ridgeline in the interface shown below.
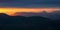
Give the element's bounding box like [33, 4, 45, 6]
[0, 13, 60, 30]
[14, 10, 60, 20]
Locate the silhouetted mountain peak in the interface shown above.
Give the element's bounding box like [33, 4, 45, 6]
[0, 13, 9, 17]
[42, 11, 47, 13]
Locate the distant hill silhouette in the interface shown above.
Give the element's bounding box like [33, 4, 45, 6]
[15, 10, 60, 20]
[15, 11, 48, 17]
[47, 11, 60, 20]
[0, 13, 60, 30]
[0, 13, 9, 17]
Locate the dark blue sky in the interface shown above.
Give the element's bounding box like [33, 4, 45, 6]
[0, 0, 60, 8]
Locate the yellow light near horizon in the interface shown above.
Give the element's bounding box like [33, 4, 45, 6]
[0, 8, 60, 16]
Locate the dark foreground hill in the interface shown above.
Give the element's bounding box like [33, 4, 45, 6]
[0, 13, 60, 30]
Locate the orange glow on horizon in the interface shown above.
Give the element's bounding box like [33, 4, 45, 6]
[0, 8, 60, 16]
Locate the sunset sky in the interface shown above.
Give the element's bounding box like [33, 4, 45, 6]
[0, 0, 60, 16]
[0, 8, 60, 16]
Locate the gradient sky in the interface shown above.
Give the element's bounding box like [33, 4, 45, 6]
[0, 8, 60, 16]
[0, 0, 60, 16]
[0, 0, 60, 7]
